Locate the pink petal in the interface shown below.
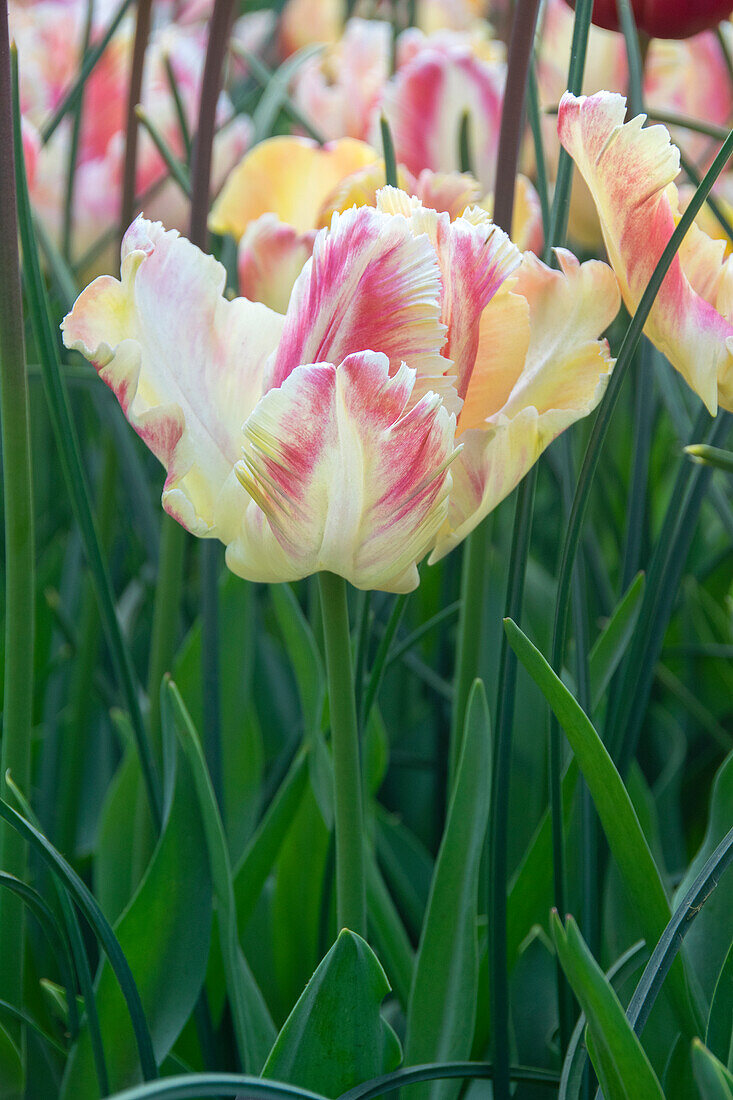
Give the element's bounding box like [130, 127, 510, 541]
[229, 351, 457, 591]
[266, 203, 449, 397]
[237, 215, 316, 314]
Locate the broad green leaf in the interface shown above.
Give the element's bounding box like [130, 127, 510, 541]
[404, 680, 491, 1100]
[693, 1040, 733, 1099]
[173, 573, 263, 862]
[272, 782, 331, 1022]
[365, 850, 414, 1011]
[0, 1022, 23, 1099]
[233, 750, 310, 938]
[505, 618, 697, 1036]
[167, 681, 276, 1072]
[94, 721, 154, 925]
[271, 583, 325, 740]
[552, 914, 664, 1100]
[375, 807, 434, 942]
[707, 938, 733, 1069]
[589, 572, 645, 711]
[262, 929, 401, 1096]
[61, 733, 212, 1097]
[664, 1035, 697, 1100]
[675, 750, 733, 1005]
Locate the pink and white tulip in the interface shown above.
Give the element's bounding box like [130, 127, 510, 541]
[558, 90, 733, 413]
[62, 191, 618, 590]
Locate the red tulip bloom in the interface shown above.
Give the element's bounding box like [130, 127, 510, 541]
[567, 0, 733, 39]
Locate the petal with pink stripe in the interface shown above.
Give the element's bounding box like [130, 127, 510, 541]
[266, 203, 449, 398]
[61, 218, 285, 541]
[228, 351, 457, 591]
[558, 90, 733, 414]
[431, 249, 620, 560]
[376, 187, 521, 402]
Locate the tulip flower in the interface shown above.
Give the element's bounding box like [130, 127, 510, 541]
[558, 90, 733, 414]
[11, 0, 252, 271]
[62, 189, 619, 591]
[376, 31, 506, 193]
[211, 135, 543, 311]
[569, 0, 733, 39]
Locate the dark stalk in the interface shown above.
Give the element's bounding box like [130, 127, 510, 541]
[120, 0, 154, 241]
[188, 0, 236, 804]
[487, 2, 543, 1097]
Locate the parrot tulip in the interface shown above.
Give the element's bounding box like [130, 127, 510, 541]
[62, 190, 619, 591]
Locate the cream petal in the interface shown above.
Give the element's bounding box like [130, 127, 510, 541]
[228, 351, 457, 591]
[431, 249, 619, 560]
[61, 218, 285, 542]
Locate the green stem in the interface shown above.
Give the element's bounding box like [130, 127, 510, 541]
[147, 516, 186, 762]
[0, 24, 35, 1052]
[318, 573, 366, 936]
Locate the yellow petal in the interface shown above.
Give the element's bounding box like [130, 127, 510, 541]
[209, 135, 379, 239]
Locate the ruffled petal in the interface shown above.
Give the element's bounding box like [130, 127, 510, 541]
[558, 90, 733, 414]
[376, 187, 521, 402]
[431, 249, 619, 560]
[266, 202, 450, 401]
[61, 218, 285, 541]
[228, 351, 457, 592]
[237, 214, 316, 313]
[208, 135, 378, 239]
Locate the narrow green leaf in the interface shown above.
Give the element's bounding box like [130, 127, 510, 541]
[405, 680, 491, 1100]
[166, 679, 276, 1072]
[262, 930, 401, 1097]
[85, 1073, 324, 1100]
[707, 940, 733, 1069]
[693, 1041, 733, 1099]
[504, 617, 698, 1036]
[0, 801, 157, 1081]
[589, 572, 645, 711]
[61, 730, 213, 1097]
[685, 444, 733, 474]
[674, 751, 733, 1004]
[552, 914, 664, 1100]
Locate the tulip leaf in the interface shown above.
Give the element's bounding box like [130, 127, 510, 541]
[589, 571, 645, 711]
[61, 727, 213, 1097]
[233, 750, 310, 937]
[271, 582, 325, 741]
[693, 1040, 733, 1099]
[707, 938, 733, 1069]
[404, 679, 491, 1100]
[674, 750, 733, 1006]
[504, 617, 697, 1036]
[174, 572, 263, 862]
[262, 929, 401, 1096]
[552, 914, 664, 1100]
[167, 679, 276, 1072]
[0, 1022, 23, 1099]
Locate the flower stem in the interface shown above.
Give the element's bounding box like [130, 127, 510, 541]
[0, 13, 35, 1049]
[318, 572, 366, 936]
[120, 0, 153, 238]
[147, 516, 186, 761]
